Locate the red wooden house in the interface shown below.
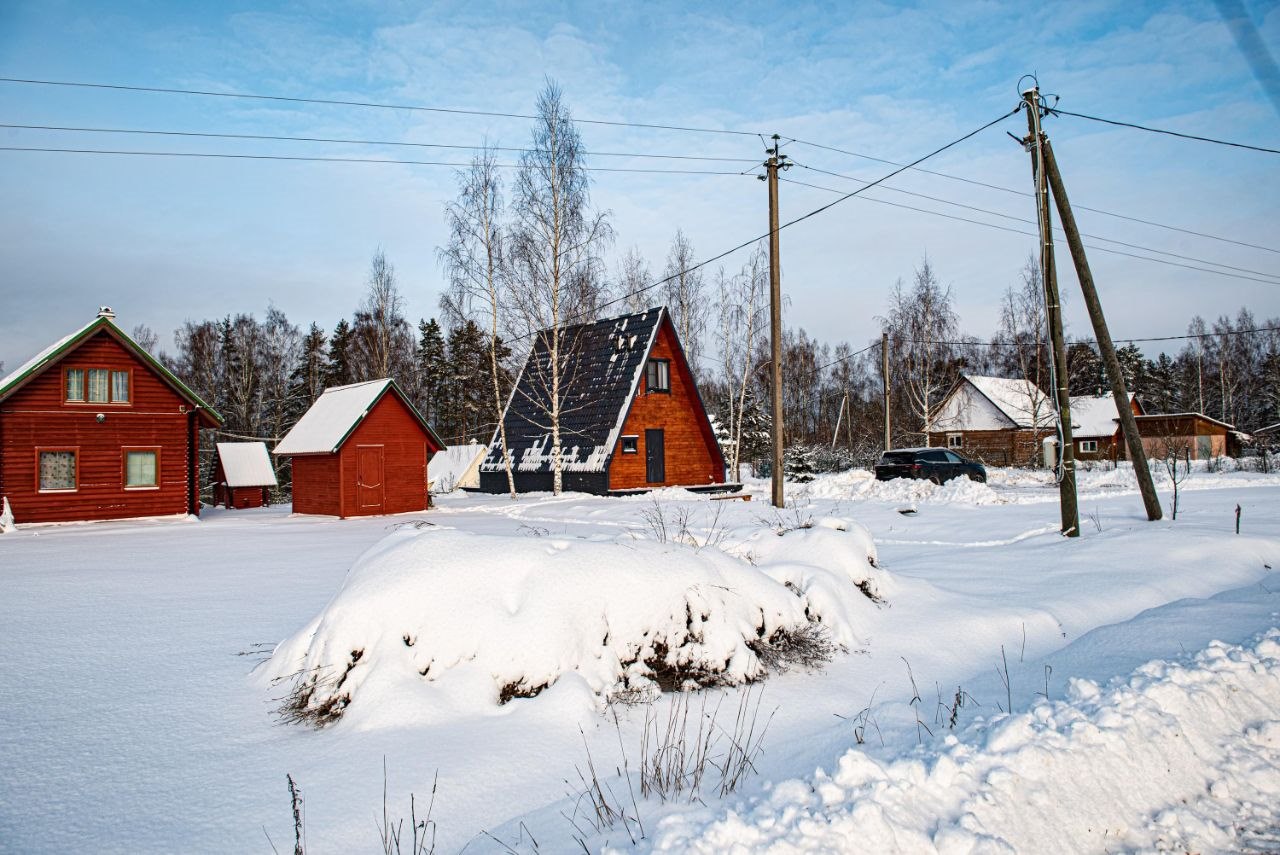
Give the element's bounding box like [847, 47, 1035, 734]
[0, 308, 222, 524]
[273, 379, 445, 518]
[479, 307, 727, 494]
[213, 442, 277, 509]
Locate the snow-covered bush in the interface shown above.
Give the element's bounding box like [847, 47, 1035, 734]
[263, 518, 884, 728]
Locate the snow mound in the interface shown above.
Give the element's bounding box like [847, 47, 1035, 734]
[0, 497, 14, 533]
[263, 520, 883, 727]
[631, 628, 1280, 854]
[804, 469, 1004, 506]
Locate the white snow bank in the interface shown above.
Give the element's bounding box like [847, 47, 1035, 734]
[632, 628, 1280, 854]
[802, 468, 1005, 506]
[263, 519, 883, 727]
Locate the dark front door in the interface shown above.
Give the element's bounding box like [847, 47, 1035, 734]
[645, 429, 665, 484]
[357, 445, 385, 512]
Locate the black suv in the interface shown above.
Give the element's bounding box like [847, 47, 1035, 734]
[874, 448, 987, 484]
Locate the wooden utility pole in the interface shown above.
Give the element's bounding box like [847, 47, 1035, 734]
[1023, 88, 1079, 537]
[1041, 138, 1163, 521]
[881, 331, 891, 451]
[764, 135, 788, 508]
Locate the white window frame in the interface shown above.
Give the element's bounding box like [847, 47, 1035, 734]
[947, 433, 963, 448]
[1079, 439, 1098, 453]
[621, 435, 639, 454]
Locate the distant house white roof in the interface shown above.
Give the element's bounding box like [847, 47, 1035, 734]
[966, 376, 1054, 428]
[274, 379, 394, 456]
[929, 375, 1054, 432]
[1069, 394, 1128, 438]
[216, 442, 277, 488]
[430, 443, 487, 491]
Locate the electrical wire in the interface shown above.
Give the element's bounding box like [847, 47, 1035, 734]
[0, 76, 764, 137]
[0, 122, 760, 163]
[788, 140, 1280, 256]
[0, 146, 752, 175]
[1049, 107, 1280, 155]
[779, 175, 1280, 287]
[503, 107, 1024, 346]
[791, 163, 1280, 281]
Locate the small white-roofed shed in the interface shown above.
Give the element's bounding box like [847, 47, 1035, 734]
[213, 442, 277, 509]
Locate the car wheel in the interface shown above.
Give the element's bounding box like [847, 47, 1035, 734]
[968, 471, 986, 483]
[929, 474, 942, 485]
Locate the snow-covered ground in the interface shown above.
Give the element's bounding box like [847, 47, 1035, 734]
[2, 465, 1278, 853]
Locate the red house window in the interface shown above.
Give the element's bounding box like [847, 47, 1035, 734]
[64, 367, 131, 405]
[37, 448, 79, 492]
[123, 448, 160, 489]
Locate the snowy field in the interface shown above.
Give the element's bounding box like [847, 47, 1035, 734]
[2, 464, 1279, 854]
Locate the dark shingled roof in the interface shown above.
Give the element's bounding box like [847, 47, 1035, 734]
[481, 307, 665, 474]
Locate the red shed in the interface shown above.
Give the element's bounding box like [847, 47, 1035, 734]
[478, 307, 727, 494]
[213, 442, 277, 509]
[273, 379, 444, 518]
[0, 308, 222, 524]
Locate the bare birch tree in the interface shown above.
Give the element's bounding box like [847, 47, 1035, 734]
[351, 249, 414, 384]
[880, 257, 958, 444]
[440, 147, 517, 497]
[507, 81, 612, 494]
[994, 256, 1053, 429]
[660, 229, 707, 379]
[716, 244, 767, 480]
[612, 245, 653, 313]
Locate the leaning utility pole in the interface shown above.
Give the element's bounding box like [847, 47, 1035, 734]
[881, 331, 891, 451]
[1023, 88, 1079, 537]
[763, 135, 789, 508]
[1041, 138, 1163, 521]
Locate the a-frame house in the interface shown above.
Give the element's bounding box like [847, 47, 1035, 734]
[479, 306, 727, 494]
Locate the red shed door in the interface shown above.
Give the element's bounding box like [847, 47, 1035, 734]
[356, 445, 385, 512]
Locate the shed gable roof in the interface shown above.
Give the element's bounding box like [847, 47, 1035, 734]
[481, 308, 669, 474]
[273, 378, 443, 456]
[216, 442, 278, 488]
[0, 314, 223, 426]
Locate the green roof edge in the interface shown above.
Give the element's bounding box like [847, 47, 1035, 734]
[0, 316, 224, 426]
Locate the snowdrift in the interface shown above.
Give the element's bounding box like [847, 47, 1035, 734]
[634, 628, 1280, 854]
[264, 519, 884, 727]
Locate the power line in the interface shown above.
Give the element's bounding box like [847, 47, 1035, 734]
[0, 76, 763, 137]
[1049, 107, 1280, 155]
[505, 107, 1023, 346]
[788, 139, 1280, 256]
[780, 174, 1280, 287]
[894, 326, 1280, 348]
[0, 122, 760, 163]
[788, 165, 1280, 282]
[0, 146, 752, 176]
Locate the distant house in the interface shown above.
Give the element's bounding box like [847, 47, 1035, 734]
[213, 442, 277, 509]
[1068, 394, 1144, 461]
[0, 308, 222, 524]
[479, 307, 727, 494]
[1135, 413, 1233, 461]
[429, 442, 487, 492]
[274, 379, 445, 518]
[926, 375, 1055, 465]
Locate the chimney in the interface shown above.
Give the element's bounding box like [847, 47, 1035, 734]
[97, 306, 116, 320]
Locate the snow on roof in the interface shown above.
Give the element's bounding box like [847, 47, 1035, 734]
[1069, 395, 1126, 438]
[274, 379, 393, 455]
[965, 375, 1054, 429]
[480, 308, 667, 474]
[0, 321, 95, 398]
[430, 443, 487, 491]
[215, 442, 277, 488]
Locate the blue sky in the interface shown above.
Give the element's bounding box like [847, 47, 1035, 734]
[2, 0, 1278, 371]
